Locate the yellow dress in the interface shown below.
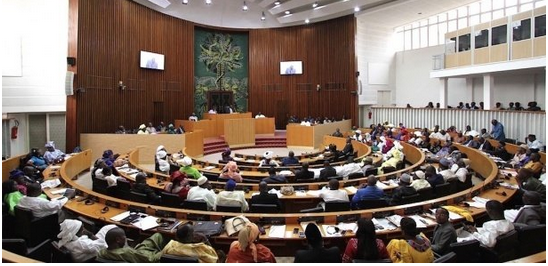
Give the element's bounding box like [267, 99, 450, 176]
[386, 233, 434, 263]
[162, 240, 218, 263]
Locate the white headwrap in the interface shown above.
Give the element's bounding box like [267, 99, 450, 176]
[180, 156, 192, 166]
[156, 145, 165, 152]
[263, 151, 273, 159]
[57, 219, 83, 247]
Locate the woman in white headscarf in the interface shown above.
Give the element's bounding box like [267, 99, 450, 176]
[258, 151, 280, 168]
[57, 219, 117, 262]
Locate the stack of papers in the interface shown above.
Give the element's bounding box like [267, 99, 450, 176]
[50, 188, 67, 195]
[41, 179, 61, 189]
[408, 215, 436, 228]
[386, 214, 403, 227]
[338, 222, 358, 233]
[465, 196, 490, 208]
[372, 218, 397, 231]
[132, 216, 159, 231]
[203, 166, 215, 170]
[268, 225, 286, 238]
[500, 182, 518, 189]
[110, 211, 132, 222]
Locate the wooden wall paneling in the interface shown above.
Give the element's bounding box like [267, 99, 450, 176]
[75, 1, 355, 139]
[75, 0, 194, 142]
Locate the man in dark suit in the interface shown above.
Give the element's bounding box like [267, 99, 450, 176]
[249, 181, 282, 210]
[294, 162, 314, 181]
[512, 191, 546, 226]
[390, 173, 417, 205]
[319, 161, 337, 181]
[294, 223, 341, 263]
[431, 208, 457, 255]
[281, 151, 300, 166]
[261, 167, 288, 184]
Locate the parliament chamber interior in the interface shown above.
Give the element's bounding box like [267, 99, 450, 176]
[2, 0, 546, 263]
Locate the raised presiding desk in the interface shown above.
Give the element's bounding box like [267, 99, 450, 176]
[287, 120, 351, 149]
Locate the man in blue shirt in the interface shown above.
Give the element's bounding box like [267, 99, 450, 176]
[490, 119, 505, 141]
[351, 175, 384, 208]
[281, 151, 299, 166]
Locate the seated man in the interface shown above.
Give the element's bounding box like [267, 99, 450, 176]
[504, 191, 545, 226]
[262, 167, 288, 184]
[162, 223, 219, 263]
[319, 161, 337, 181]
[332, 128, 343, 137]
[461, 200, 514, 248]
[294, 223, 341, 263]
[132, 173, 161, 204]
[43, 141, 65, 164]
[390, 174, 417, 205]
[98, 227, 167, 263]
[259, 151, 280, 168]
[281, 151, 300, 166]
[360, 157, 375, 174]
[215, 179, 248, 212]
[351, 175, 384, 208]
[526, 134, 544, 153]
[341, 137, 355, 158]
[516, 168, 546, 202]
[250, 181, 282, 210]
[319, 179, 349, 210]
[294, 162, 315, 181]
[425, 165, 445, 188]
[188, 113, 198, 122]
[410, 170, 431, 191]
[523, 153, 543, 176]
[187, 176, 217, 210]
[17, 183, 68, 218]
[430, 208, 457, 256]
[221, 148, 233, 162]
[57, 219, 117, 262]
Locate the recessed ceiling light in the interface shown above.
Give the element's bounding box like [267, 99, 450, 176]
[274, 1, 280, 5]
[285, 10, 290, 15]
[205, 0, 211, 5]
[354, 6, 360, 12]
[305, 19, 310, 23]
[182, 0, 188, 4]
[261, 11, 266, 21]
[312, 2, 318, 8]
[242, 1, 248, 11]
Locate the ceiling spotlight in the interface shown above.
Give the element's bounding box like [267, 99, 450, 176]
[182, 0, 188, 4]
[205, 0, 211, 5]
[285, 10, 290, 15]
[354, 6, 360, 12]
[261, 11, 266, 21]
[242, 1, 248, 11]
[274, 1, 280, 5]
[312, 2, 318, 8]
[305, 19, 310, 24]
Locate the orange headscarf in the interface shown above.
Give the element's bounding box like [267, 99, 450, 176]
[234, 222, 259, 262]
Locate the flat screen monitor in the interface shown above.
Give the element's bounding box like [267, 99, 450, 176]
[280, 61, 303, 75]
[140, 51, 165, 70]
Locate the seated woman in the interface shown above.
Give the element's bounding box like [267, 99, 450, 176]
[378, 141, 404, 175]
[226, 222, 276, 263]
[343, 218, 389, 262]
[219, 161, 243, 183]
[57, 219, 116, 262]
[27, 148, 48, 171]
[387, 217, 434, 263]
[258, 151, 280, 168]
[221, 148, 233, 162]
[3, 180, 26, 215]
[44, 141, 65, 164]
[164, 171, 190, 199]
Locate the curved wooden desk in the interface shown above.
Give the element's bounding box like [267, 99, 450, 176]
[29, 142, 514, 257]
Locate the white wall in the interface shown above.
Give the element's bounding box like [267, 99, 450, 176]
[355, 18, 396, 106]
[395, 45, 546, 109]
[2, 0, 69, 113]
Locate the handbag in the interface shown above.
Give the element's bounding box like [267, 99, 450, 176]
[224, 215, 250, 237]
[193, 220, 223, 237]
[280, 186, 294, 196]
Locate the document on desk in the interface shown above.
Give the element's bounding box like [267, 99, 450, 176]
[376, 181, 389, 189]
[306, 190, 321, 197]
[500, 182, 519, 190]
[133, 216, 159, 231]
[430, 209, 463, 221]
[372, 218, 397, 231]
[338, 222, 358, 233]
[110, 211, 131, 222]
[408, 214, 436, 228]
[295, 191, 307, 197]
[268, 225, 286, 238]
[49, 165, 61, 170]
[386, 214, 403, 227]
[203, 166, 215, 170]
[41, 178, 61, 189]
[344, 186, 357, 194]
[50, 188, 67, 195]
